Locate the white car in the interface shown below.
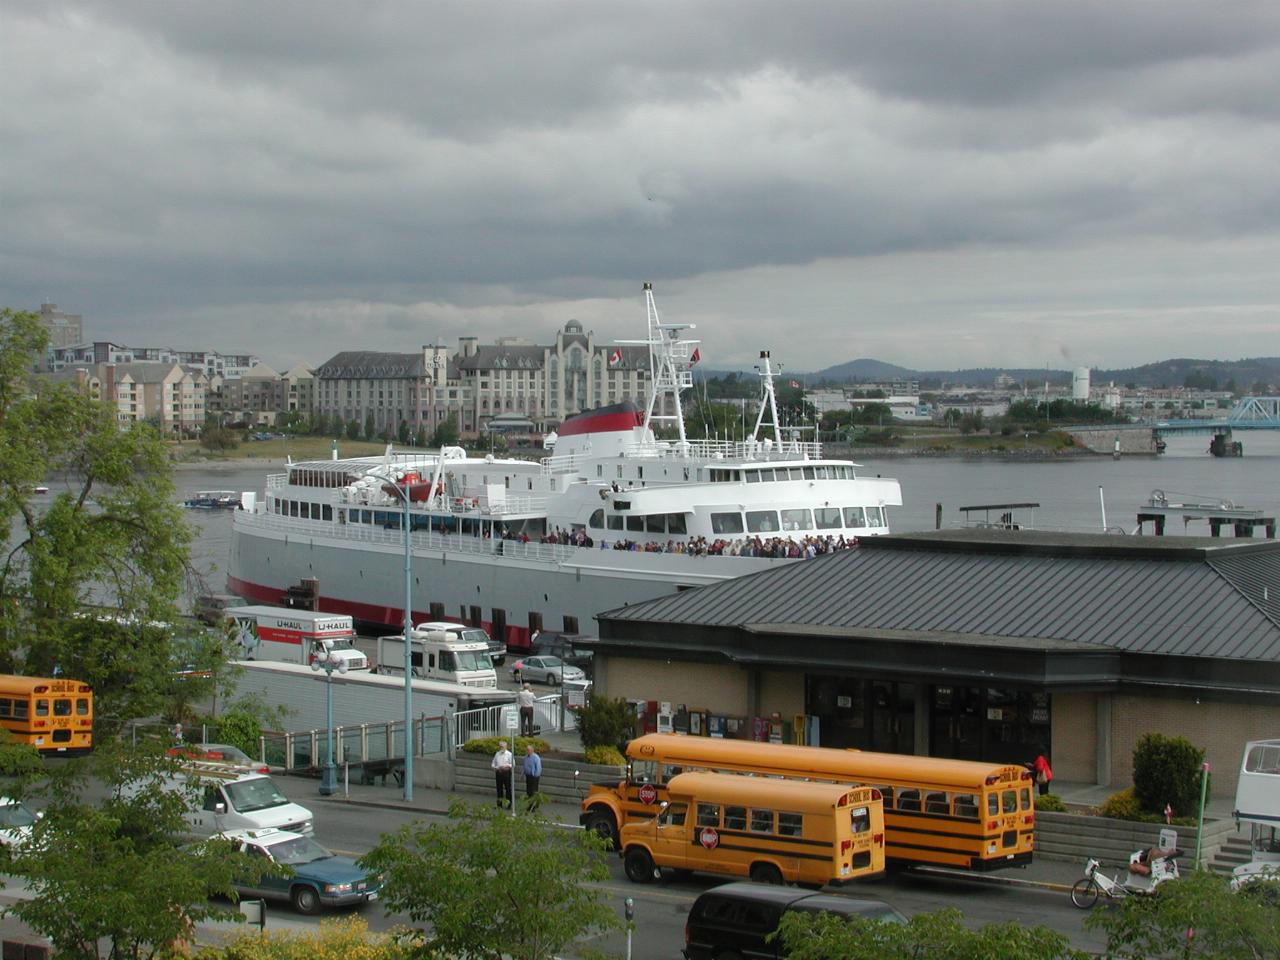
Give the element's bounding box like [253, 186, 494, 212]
[0, 797, 40, 848]
[512, 655, 586, 686]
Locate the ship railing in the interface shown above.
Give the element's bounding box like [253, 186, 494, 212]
[451, 694, 577, 750]
[234, 511, 584, 565]
[257, 715, 449, 774]
[539, 439, 824, 473]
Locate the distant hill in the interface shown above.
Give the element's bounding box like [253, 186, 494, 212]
[798, 357, 1280, 391]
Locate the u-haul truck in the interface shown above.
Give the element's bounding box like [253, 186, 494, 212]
[224, 606, 369, 671]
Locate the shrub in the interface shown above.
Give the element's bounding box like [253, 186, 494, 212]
[1098, 786, 1143, 821]
[575, 695, 636, 750]
[1035, 793, 1066, 812]
[461, 736, 549, 755]
[214, 709, 263, 758]
[1132, 732, 1207, 819]
[584, 745, 625, 767]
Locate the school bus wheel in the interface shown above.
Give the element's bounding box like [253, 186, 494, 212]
[623, 847, 657, 883]
[749, 862, 784, 885]
[583, 808, 619, 849]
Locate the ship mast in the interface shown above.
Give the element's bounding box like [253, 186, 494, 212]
[636, 282, 698, 443]
[751, 350, 783, 445]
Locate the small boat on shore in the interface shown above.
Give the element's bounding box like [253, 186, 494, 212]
[32, 485, 49, 495]
[183, 490, 240, 510]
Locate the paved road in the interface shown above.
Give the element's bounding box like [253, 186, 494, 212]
[273, 784, 1108, 958]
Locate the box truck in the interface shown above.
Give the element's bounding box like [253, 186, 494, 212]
[224, 606, 369, 671]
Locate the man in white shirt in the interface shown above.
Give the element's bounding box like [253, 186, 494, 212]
[492, 739, 514, 808]
[517, 683, 537, 736]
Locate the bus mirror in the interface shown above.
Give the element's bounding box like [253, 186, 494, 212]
[659, 800, 669, 809]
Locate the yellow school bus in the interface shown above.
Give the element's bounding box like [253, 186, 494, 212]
[0, 674, 93, 754]
[619, 773, 884, 888]
[582, 734, 1034, 871]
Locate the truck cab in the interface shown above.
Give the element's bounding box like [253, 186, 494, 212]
[375, 630, 498, 688]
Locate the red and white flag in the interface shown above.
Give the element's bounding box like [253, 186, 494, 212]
[690, 347, 701, 365]
[608, 348, 623, 367]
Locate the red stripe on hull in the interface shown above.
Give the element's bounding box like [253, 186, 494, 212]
[557, 408, 644, 437]
[226, 575, 537, 651]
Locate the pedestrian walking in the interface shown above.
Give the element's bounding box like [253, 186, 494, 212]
[518, 683, 536, 736]
[492, 739, 514, 808]
[1033, 748, 1053, 797]
[523, 743, 542, 809]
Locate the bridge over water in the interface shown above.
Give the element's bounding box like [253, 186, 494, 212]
[1068, 397, 1280, 456]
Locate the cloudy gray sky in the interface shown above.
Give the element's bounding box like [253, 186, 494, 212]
[5, 1, 1280, 373]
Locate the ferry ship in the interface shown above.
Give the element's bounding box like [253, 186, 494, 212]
[227, 284, 903, 650]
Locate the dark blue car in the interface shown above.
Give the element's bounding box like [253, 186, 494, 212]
[226, 828, 380, 914]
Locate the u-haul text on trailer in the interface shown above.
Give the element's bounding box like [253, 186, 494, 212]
[224, 606, 369, 671]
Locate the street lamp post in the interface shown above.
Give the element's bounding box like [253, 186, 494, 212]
[371, 462, 416, 802]
[311, 649, 349, 795]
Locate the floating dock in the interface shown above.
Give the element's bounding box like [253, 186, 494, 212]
[1135, 491, 1275, 538]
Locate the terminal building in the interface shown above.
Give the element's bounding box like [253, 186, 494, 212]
[591, 529, 1280, 798]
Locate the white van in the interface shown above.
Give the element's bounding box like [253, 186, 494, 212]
[375, 630, 498, 688]
[414, 620, 506, 665]
[180, 765, 314, 837]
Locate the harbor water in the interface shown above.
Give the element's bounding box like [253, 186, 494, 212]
[178, 430, 1280, 592]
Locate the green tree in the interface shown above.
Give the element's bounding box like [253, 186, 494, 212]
[199, 416, 241, 451]
[1086, 870, 1280, 959]
[5, 744, 263, 960]
[430, 414, 460, 448]
[1132, 733, 1207, 818]
[777, 906, 1086, 959]
[346, 417, 361, 441]
[360, 799, 618, 960]
[363, 412, 376, 441]
[0, 308, 206, 730]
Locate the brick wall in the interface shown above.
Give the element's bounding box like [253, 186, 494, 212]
[1110, 695, 1280, 798]
[758, 670, 804, 721]
[597, 656, 748, 716]
[1051, 691, 1097, 783]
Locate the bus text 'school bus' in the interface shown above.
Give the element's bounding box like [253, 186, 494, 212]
[619, 773, 885, 888]
[0, 674, 93, 754]
[581, 734, 1034, 871]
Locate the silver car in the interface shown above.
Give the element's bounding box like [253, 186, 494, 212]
[513, 655, 586, 685]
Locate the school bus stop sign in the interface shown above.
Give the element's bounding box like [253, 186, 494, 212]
[638, 783, 658, 805]
[699, 826, 719, 850]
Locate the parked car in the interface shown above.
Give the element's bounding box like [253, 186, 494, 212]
[510, 655, 586, 686]
[223, 828, 380, 914]
[166, 742, 269, 774]
[683, 881, 905, 960]
[0, 797, 40, 849]
[529, 633, 594, 677]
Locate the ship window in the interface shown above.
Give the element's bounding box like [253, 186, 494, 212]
[666, 513, 687, 535]
[607, 515, 623, 530]
[322, 505, 333, 521]
[617, 466, 624, 479]
[815, 466, 830, 480]
[589, 509, 605, 529]
[803, 467, 815, 480]
[746, 510, 780, 533]
[626, 515, 644, 532]
[637, 467, 643, 480]
[745, 471, 760, 483]
[780, 509, 811, 531]
[597, 466, 603, 478]
[711, 512, 744, 534]
[844, 506, 867, 528]
[289, 501, 298, 517]
[758, 469, 775, 483]
[784, 467, 802, 480]
[646, 515, 665, 533]
[867, 506, 885, 527]
[815, 507, 842, 529]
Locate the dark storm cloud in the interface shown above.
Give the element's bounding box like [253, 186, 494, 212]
[4, 1, 1280, 369]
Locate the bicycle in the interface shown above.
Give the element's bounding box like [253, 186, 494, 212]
[1070, 849, 1181, 909]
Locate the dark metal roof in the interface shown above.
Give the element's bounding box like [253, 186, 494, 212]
[455, 345, 545, 371]
[599, 531, 1280, 662]
[315, 351, 424, 379]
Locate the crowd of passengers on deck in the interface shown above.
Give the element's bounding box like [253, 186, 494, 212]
[499, 526, 857, 558]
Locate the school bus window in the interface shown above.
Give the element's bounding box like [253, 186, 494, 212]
[0, 698, 9, 719]
[660, 803, 688, 827]
[724, 805, 747, 830]
[954, 794, 979, 819]
[897, 789, 921, 812]
[750, 808, 774, 833]
[874, 786, 894, 808]
[850, 804, 871, 834]
[76, 698, 89, 715]
[14, 700, 27, 720]
[54, 698, 72, 717]
[1020, 788, 1032, 810]
[1002, 790, 1018, 814]
[631, 760, 658, 784]
[34, 699, 48, 717]
[696, 803, 720, 828]
[988, 793, 999, 816]
[662, 764, 684, 782]
[778, 812, 803, 837]
[925, 791, 949, 815]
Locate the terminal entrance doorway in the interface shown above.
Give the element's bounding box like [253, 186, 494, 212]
[930, 684, 1051, 765]
[804, 676, 915, 754]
